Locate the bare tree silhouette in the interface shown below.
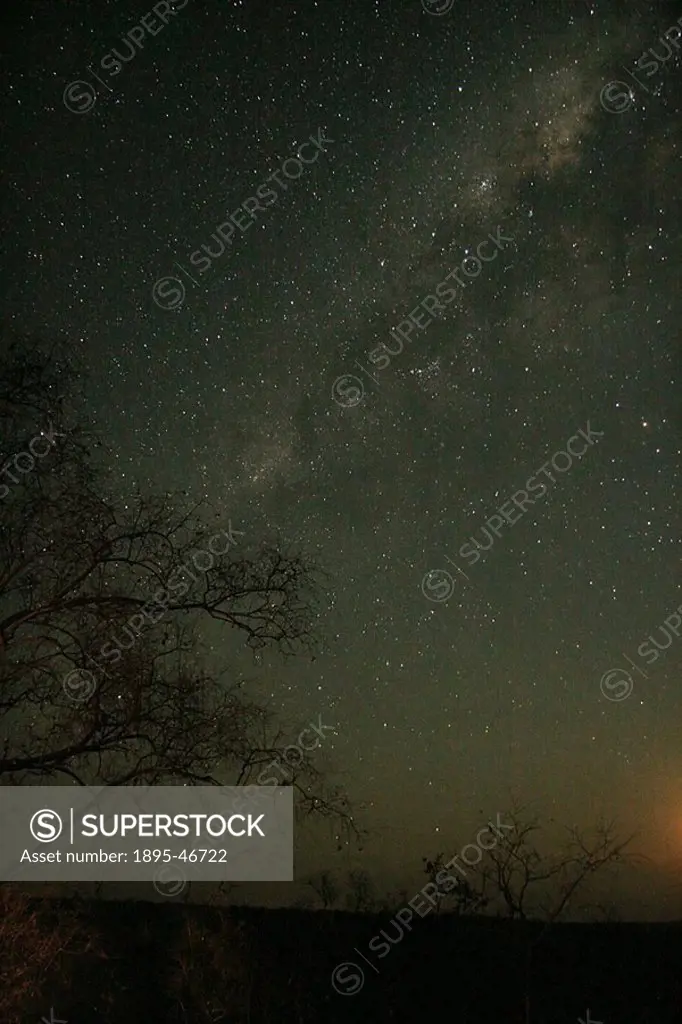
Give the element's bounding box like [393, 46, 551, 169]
[0, 336, 357, 842]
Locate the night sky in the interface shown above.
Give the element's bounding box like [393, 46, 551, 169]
[4, 0, 682, 919]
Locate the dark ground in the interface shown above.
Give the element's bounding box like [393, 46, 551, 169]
[5, 896, 681, 1023]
